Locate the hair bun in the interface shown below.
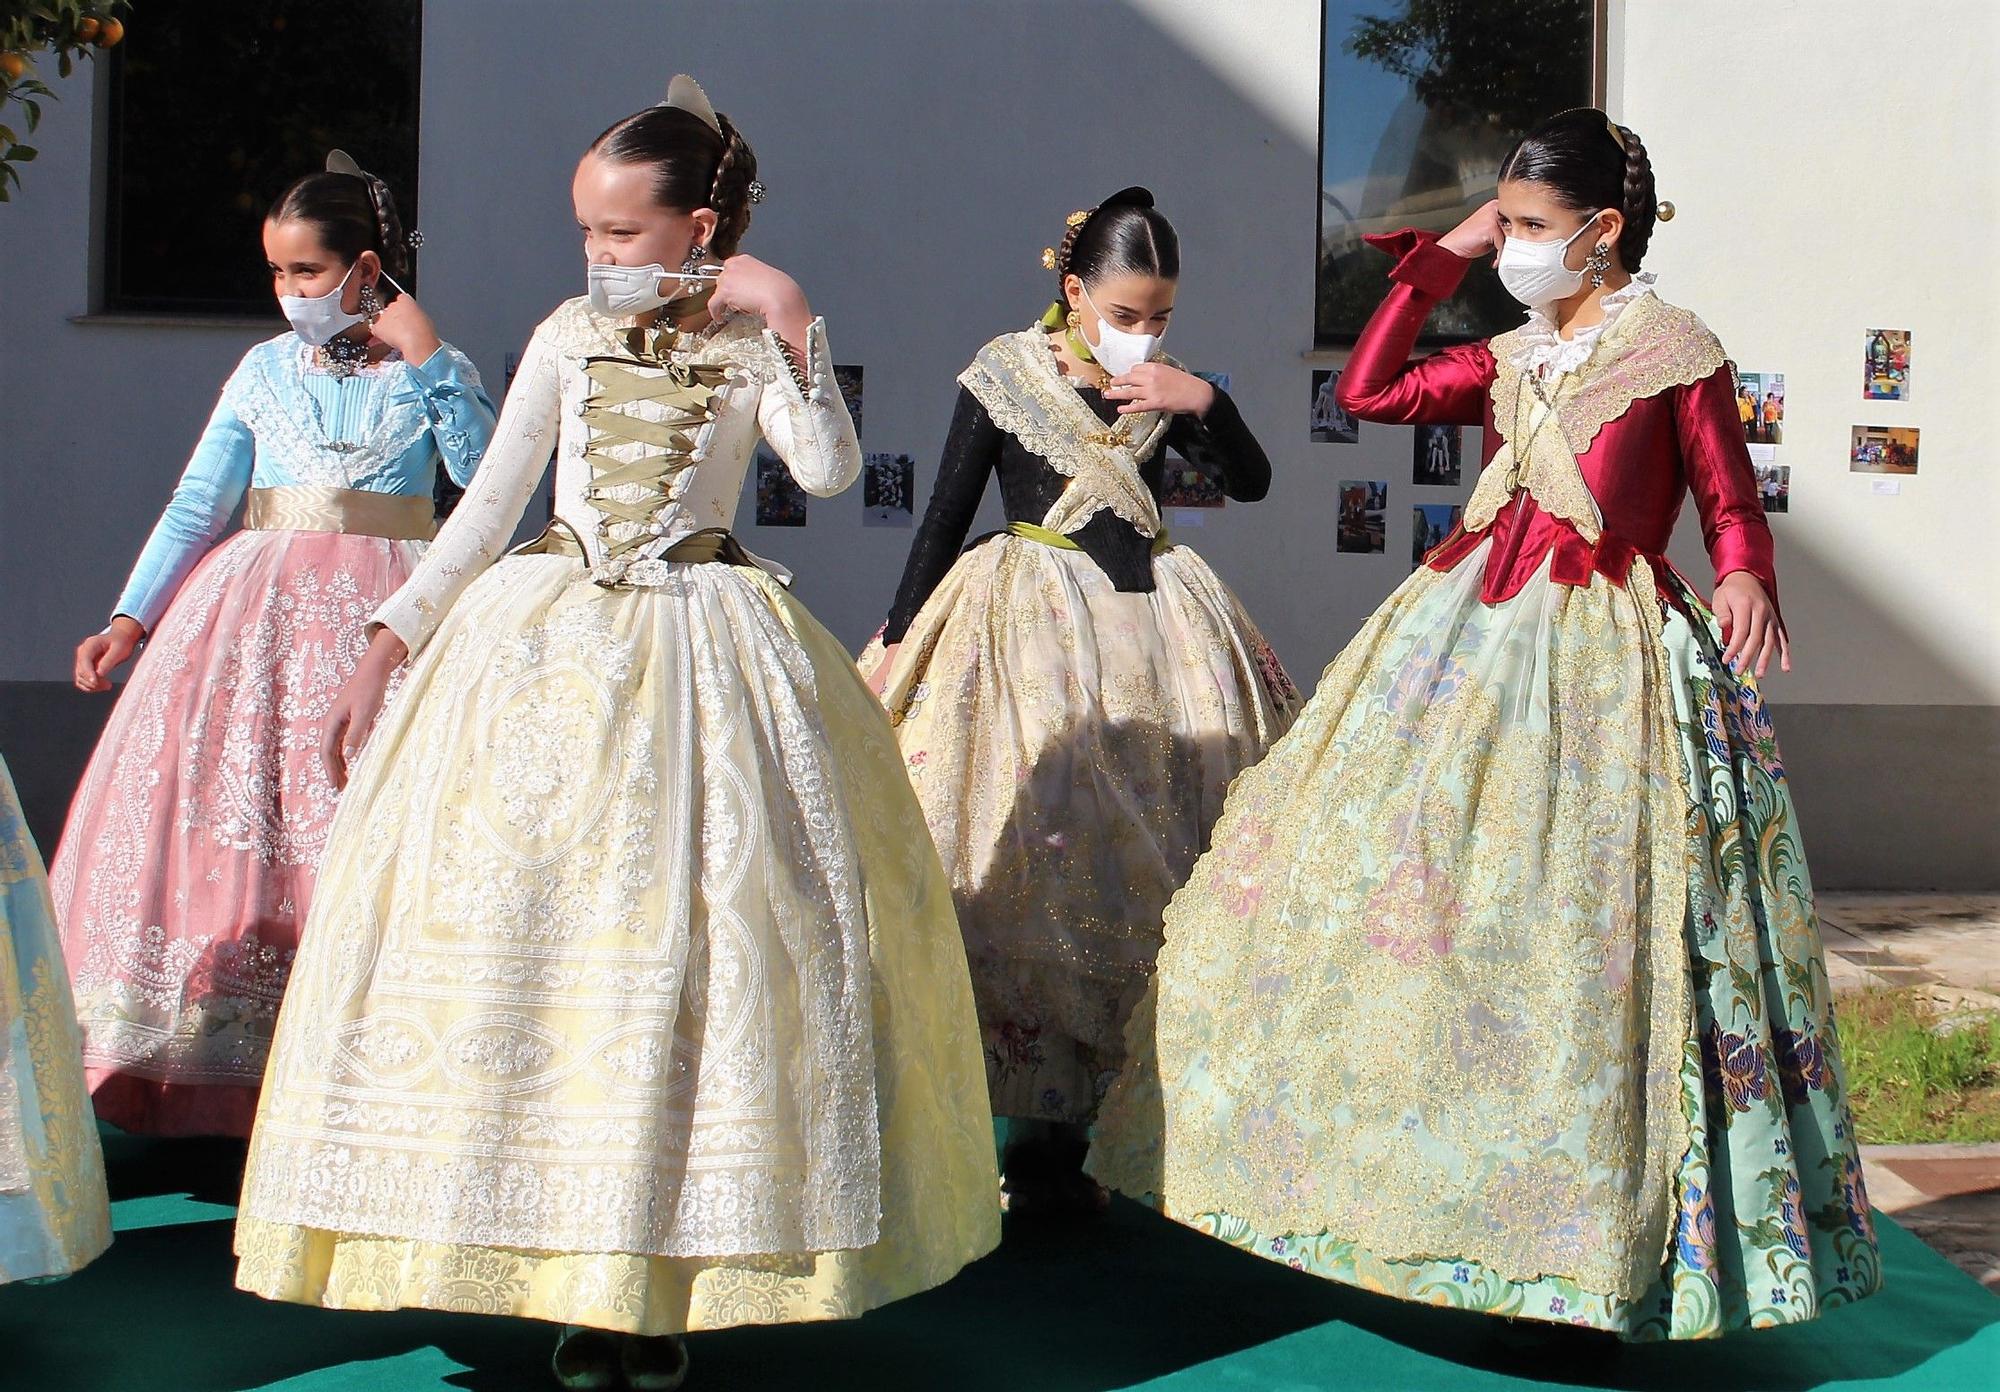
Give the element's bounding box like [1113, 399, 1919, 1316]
[1100, 185, 1155, 210]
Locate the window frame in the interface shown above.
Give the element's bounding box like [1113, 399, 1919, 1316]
[95, 4, 424, 320]
[1313, 0, 1609, 349]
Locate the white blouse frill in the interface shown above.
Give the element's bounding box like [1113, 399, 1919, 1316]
[1508, 272, 1659, 381]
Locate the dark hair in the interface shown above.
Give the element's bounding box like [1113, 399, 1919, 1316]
[589, 104, 758, 257]
[1497, 107, 1657, 271]
[1055, 186, 1180, 292]
[268, 167, 411, 285]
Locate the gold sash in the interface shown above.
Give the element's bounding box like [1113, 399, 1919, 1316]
[513, 520, 755, 569]
[1006, 520, 1174, 556]
[243, 486, 436, 541]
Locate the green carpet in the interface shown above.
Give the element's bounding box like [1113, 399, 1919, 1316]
[0, 1130, 1993, 1391]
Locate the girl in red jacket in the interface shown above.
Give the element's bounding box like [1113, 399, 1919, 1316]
[1091, 108, 1880, 1340]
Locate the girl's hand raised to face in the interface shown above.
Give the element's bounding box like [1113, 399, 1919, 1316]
[708, 254, 812, 350]
[369, 290, 442, 365]
[1107, 362, 1215, 417]
[1714, 571, 1791, 680]
[1438, 198, 1504, 262]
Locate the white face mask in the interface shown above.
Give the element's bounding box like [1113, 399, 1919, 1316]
[1081, 284, 1164, 377]
[587, 258, 720, 317]
[587, 261, 671, 317]
[1495, 212, 1605, 307]
[279, 261, 366, 346]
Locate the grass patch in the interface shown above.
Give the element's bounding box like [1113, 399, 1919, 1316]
[1841, 988, 2000, 1144]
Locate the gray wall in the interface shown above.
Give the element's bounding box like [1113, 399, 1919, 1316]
[1, 0, 1992, 885]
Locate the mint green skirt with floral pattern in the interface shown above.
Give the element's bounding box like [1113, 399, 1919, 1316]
[1111, 575, 1881, 1340]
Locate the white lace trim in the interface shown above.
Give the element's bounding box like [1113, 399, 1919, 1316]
[224, 337, 433, 490]
[1509, 273, 1658, 380]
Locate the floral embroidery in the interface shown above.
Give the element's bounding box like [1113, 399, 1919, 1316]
[1773, 1027, 1829, 1104]
[1704, 1023, 1772, 1113]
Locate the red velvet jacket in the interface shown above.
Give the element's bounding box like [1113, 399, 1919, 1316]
[1337, 230, 1777, 608]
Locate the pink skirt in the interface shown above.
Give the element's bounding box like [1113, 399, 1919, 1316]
[51, 527, 423, 1137]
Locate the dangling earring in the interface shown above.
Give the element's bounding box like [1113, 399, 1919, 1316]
[1586, 242, 1612, 289]
[681, 244, 708, 277]
[1065, 308, 1082, 332]
[358, 279, 383, 323]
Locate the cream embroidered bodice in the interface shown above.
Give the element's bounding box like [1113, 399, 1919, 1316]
[375, 298, 859, 652]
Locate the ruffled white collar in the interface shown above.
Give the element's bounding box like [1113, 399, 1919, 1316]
[1509, 272, 1658, 379]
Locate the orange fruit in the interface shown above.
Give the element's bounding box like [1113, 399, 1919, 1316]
[76, 16, 101, 41]
[0, 53, 26, 80]
[95, 17, 124, 46]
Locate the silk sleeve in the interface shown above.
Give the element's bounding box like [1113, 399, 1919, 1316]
[1335, 229, 1496, 427]
[1678, 363, 1779, 601]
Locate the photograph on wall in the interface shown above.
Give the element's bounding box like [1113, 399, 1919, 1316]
[1412, 502, 1463, 569]
[754, 445, 809, 526]
[1315, 0, 1595, 344]
[1738, 370, 1786, 445]
[1754, 463, 1791, 514]
[1863, 329, 1911, 401]
[1337, 479, 1388, 554]
[1849, 425, 1919, 476]
[1161, 459, 1225, 509]
[1311, 369, 1360, 443]
[834, 363, 865, 437]
[862, 451, 915, 526]
[1412, 422, 1462, 484]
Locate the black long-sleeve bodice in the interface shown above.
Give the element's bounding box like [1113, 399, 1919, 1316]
[882, 381, 1269, 643]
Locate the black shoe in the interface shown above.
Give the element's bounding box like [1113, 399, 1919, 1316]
[1001, 1130, 1108, 1220]
[551, 1326, 621, 1392]
[621, 1333, 691, 1392]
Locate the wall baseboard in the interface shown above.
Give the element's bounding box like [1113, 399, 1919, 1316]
[2, 681, 1993, 891]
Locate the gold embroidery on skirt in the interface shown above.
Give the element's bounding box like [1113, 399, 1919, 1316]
[1095, 552, 1692, 1300]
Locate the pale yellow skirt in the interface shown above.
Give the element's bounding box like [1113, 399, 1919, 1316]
[235, 554, 1000, 1334]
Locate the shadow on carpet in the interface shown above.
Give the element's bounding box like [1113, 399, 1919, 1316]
[0, 1130, 1993, 1391]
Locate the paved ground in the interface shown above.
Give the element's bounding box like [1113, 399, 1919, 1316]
[1821, 892, 2000, 1292]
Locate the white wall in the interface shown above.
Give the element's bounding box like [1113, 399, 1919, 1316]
[1619, 0, 2000, 707]
[2, 0, 1993, 717]
[5, 0, 1365, 685]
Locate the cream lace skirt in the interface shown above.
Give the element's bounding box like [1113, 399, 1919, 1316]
[861, 535, 1298, 1123]
[235, 554, 999, 1334]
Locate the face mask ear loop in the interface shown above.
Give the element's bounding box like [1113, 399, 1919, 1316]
[1561, 212, 1603, 255]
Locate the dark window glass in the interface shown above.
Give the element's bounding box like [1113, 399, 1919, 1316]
[1317, 0, 1595, 345]
[104, 0, 421, 316]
